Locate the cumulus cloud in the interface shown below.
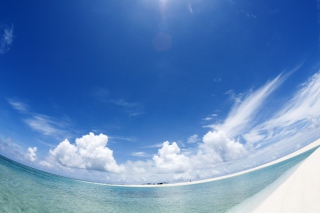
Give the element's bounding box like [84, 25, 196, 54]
[26, 147, 37, 162]
[0, 25, 14, 54]
[124, 134, 246, 178]
[179, 74, 287, 171]
[142, 130, 248, 179]
[49, 132, 124, 173]
[201, 130, 248, 161]
[153, 141, 190, 173]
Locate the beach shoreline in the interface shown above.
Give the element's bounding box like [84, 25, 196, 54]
[230, 139, 320, 212]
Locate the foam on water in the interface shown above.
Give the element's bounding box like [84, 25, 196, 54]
[0, 147, 317, 213]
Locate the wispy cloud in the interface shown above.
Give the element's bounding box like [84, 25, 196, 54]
[131, 151, 149, 157]
[188, 3, 193, 14]
[214, 74, 285, 137]
[110, 99, 144, 117]
[142, 143, 164, 148]
[0, 136, 24, 161]
[24, 115, 64, 136]
[126, 69, 320, 182]
[244, 71, 320, 147]
[8, 99, 28, 113]
[202, 113, 218, 122]
[0, 25, 14, 54]
[108, 136, 137, 143]
[8, 99, 70, 138]
[187, 134, 200, 143]
[92, 88, 144, 117]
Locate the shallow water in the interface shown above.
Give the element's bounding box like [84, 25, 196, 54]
[0, 148, 316, 213]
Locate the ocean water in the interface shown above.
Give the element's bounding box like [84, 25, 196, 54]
[0, 148, 316, 213]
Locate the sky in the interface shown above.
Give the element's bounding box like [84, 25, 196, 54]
[1, 0, 320, 184]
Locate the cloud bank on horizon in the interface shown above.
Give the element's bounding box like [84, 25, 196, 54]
[3, 69, 320, 183]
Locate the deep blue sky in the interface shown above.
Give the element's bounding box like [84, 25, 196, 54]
[1, 0, 320, 183]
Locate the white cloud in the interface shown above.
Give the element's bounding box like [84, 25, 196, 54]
[202, 114, 218, 122]
[142, 143, 164, 148]
[244, 71, 320, 147]
[26, 147, 37, 162]
[153, 141, 190, 173]
[125, 134, 246, 178]
[0, 137, 25, 161]
[125, 160, 154, 174]
[8, 99, 28, 113]
[49, 132, 124, 173]
[8, 99, 69, 138]
[0, 25, 14, 54]
[131, 151, 149, 157]
[7, 69, 320, 184]
[143, 70, 320, 182]
[215, 74, 284, 138]
[173, 172, 193, 181]
[24, 115, 62, 136]
[39, 160, 52, 168]
[201, 130, 248, 161]
[109, 136, 137, 142]
[187, 134, 200, 143]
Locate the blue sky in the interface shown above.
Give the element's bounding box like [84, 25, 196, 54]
[1, 0, 320, 184]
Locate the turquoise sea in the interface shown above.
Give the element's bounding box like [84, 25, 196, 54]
[0, 147, 317, 213]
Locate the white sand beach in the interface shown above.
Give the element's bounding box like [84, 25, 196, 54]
[251, 145, 320, 212]
[229, 138, 320, 213]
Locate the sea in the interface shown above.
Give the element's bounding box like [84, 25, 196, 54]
[0, 147, 317, 213]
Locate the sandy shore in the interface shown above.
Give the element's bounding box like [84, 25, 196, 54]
[229, 138, 320, 213]
[251, 144, 320, 212]
[104, 138, 320, 188]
